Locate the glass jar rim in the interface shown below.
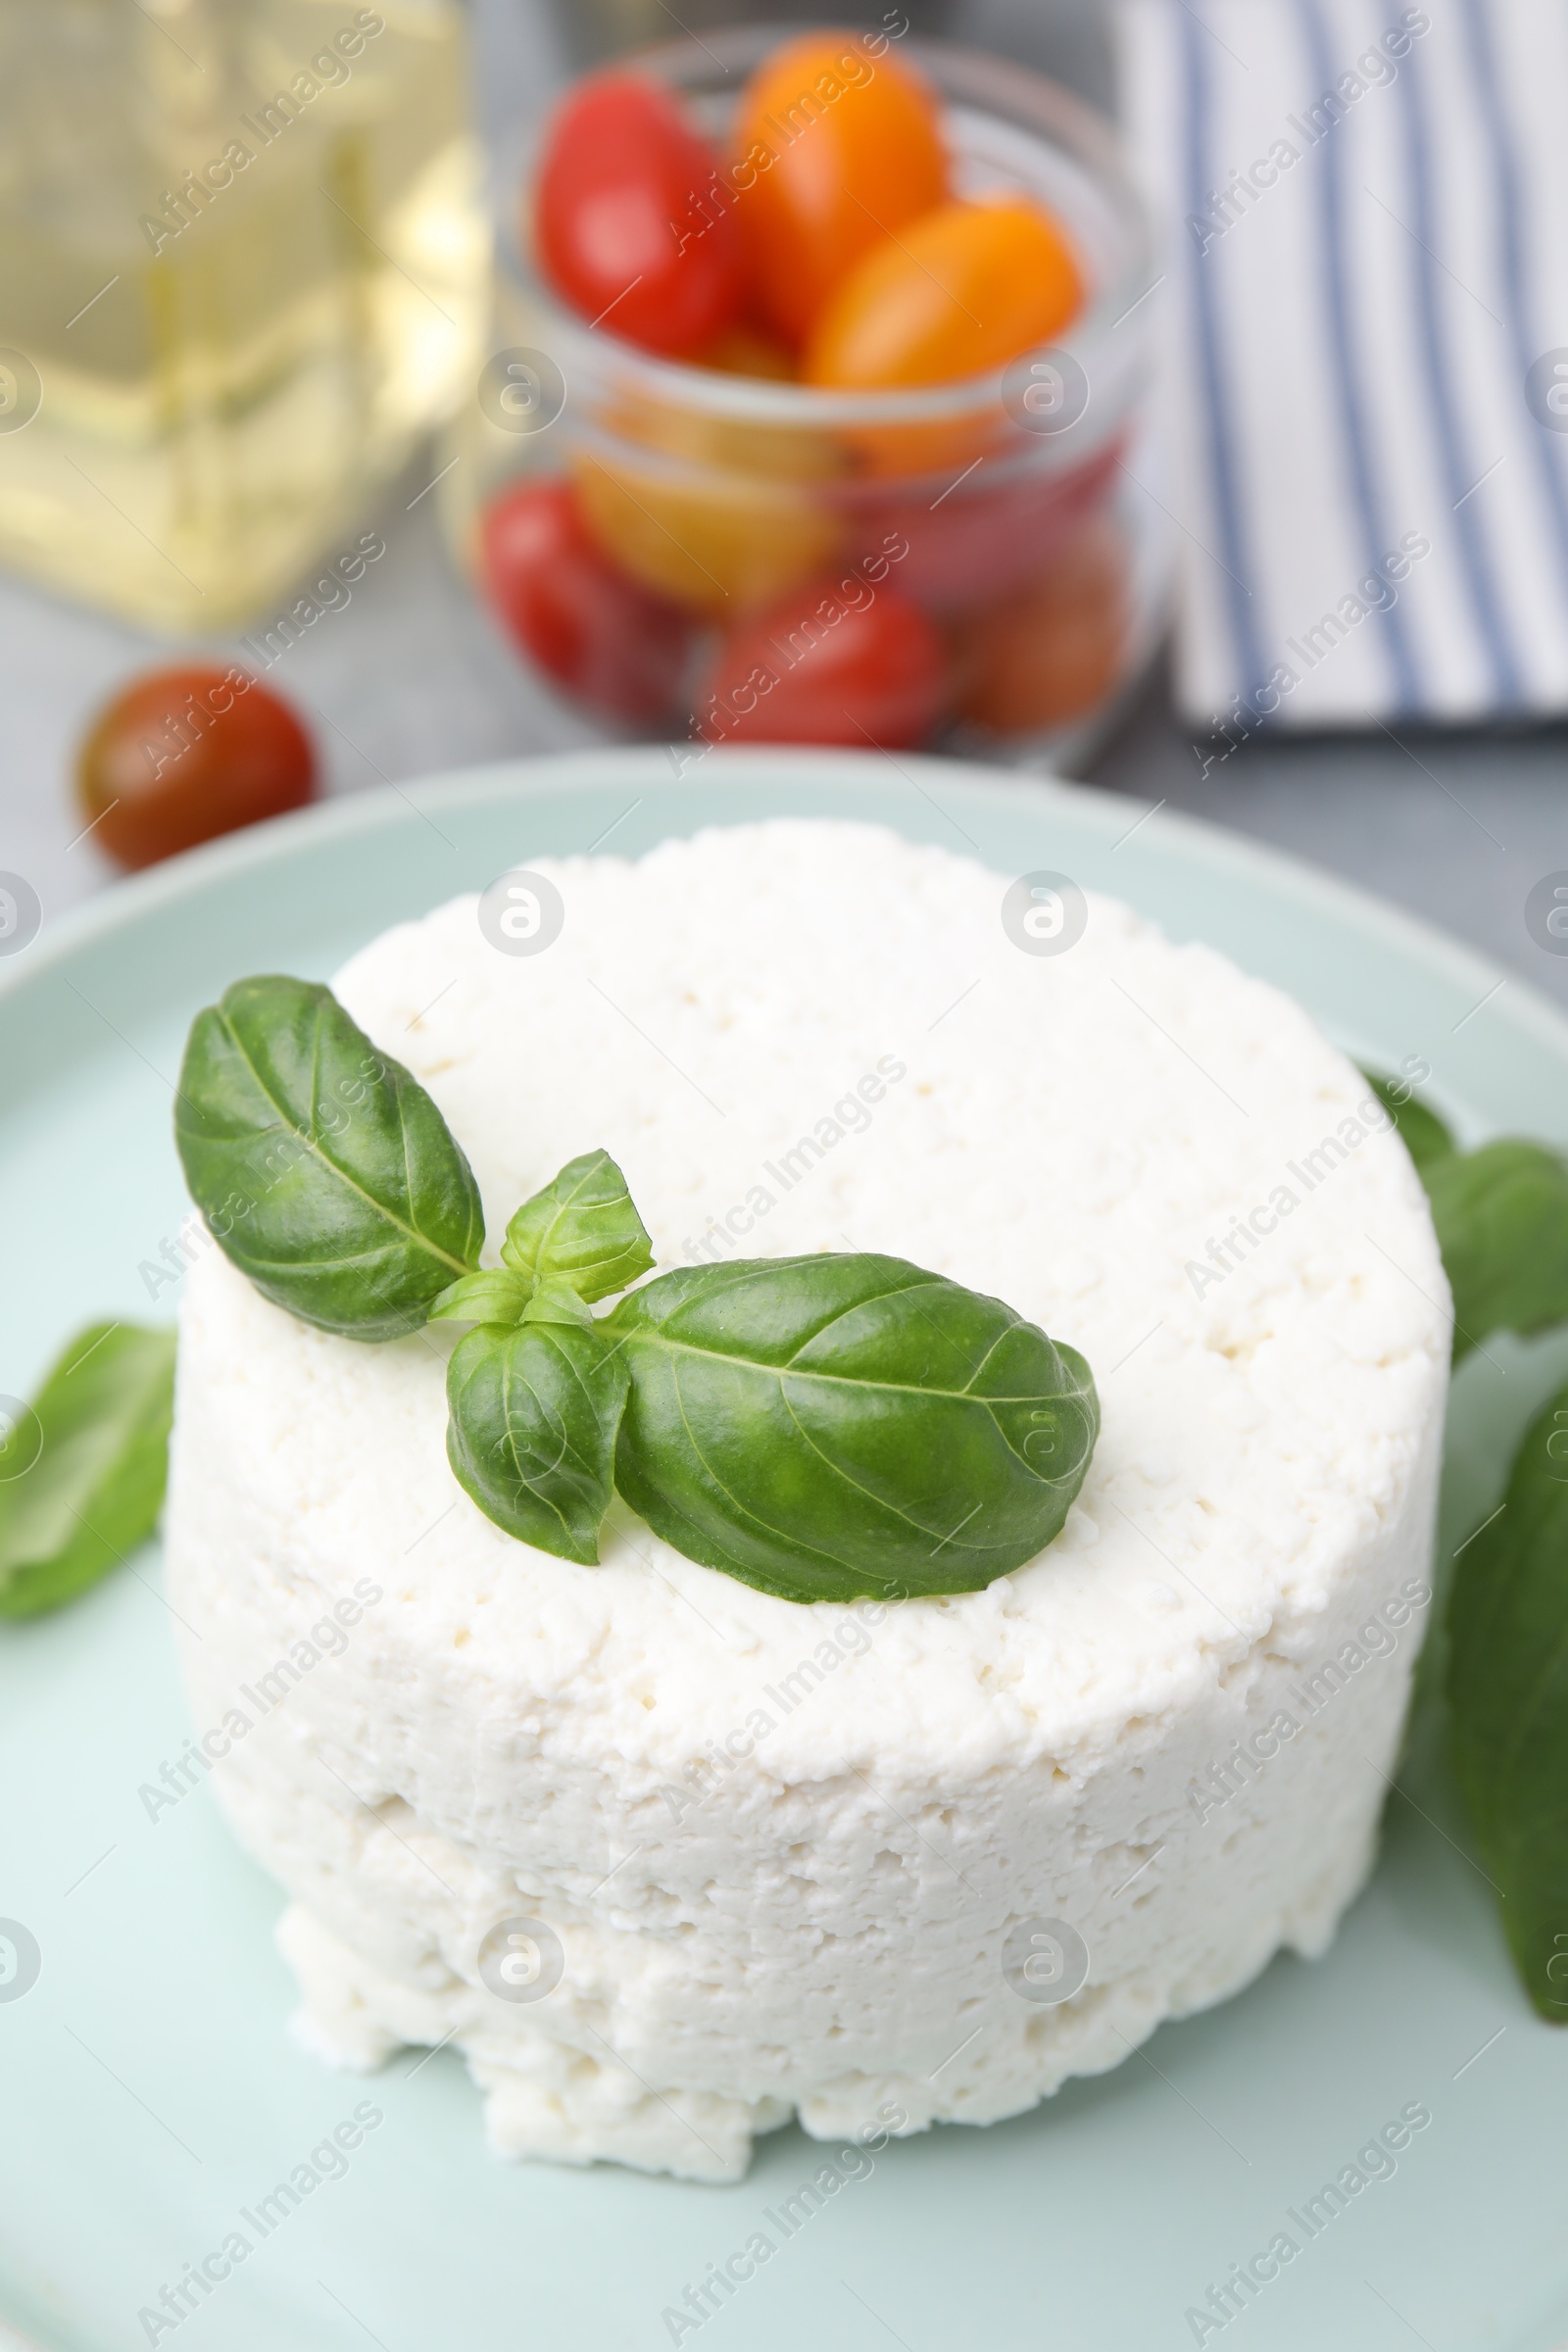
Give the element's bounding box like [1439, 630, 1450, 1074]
[501, 28, 1155, 430]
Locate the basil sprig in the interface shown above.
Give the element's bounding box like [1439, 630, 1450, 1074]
[175, 976, 484, 1342]
[605, 1255, 1099, 1602]
[430, 1153, 1098, 1595]
[0, 1324, 175, 1619]
[168, 977, 1100, 1596]
[1448, 1377, 1568, 2020]
[1364, 1071, 1568, 1358]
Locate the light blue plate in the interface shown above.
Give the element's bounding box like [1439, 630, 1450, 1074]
[3, 750, 1567, 2352]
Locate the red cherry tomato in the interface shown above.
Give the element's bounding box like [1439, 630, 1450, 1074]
[857, 439, 1123, 617]
[533, 72, 745, 358]
[696, 576, 947, 748]
[76, 664, 315, 870]
[481, 477, 694, 724]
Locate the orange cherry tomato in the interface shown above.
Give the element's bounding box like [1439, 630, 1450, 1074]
[76, 664, 315, 869]
[731, 34, 948, 346]
[956, 519, 1129, 734]
[805, 197, 1083, 389]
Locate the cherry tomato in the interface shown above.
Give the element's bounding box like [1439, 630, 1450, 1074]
[805, 197, 1083, 389]
[858, 439, 1122, 616]
[574, 454, 840, 616]
[700, 319, 799, 378]
[481, 477, 694, 724]
[956, 518, 1129, 734]
[697, 321, 796, 380]
[696, 575, 947, 747]
[601, 330, 840, 492]
[731, 35, 948, 345]
[76, 664, 315, 870]
[533, 72, 745, 358]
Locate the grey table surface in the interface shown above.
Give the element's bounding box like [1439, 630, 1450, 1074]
[2, 0, 1564, 1010]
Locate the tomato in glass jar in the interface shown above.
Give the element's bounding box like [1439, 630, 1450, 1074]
[731, 34, 948, 346]
[533, 72, 746, 358]
[481, 478, 695, 724]
[858, 438, 1123, 617]
[805, 196, 1083, 388]
[572, 452, 840, 617]
[696, 574, 947, 747]
[75, 664, 316, 870]
[956, 518, 1130, 734]
[698, 322, 796, 379]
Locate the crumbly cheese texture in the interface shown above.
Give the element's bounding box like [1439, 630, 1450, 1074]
[165, 818, 1449, 2181]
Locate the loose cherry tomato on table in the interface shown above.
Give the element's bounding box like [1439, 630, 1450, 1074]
[805, 197, 1083, 388]
[731, 35, 948, 345]
[696, 575, 947, 747]
[481, 478, 694, 723]
[533, 73, 745, 358]
[76, 664, 315, 870]
[956, 518, 1129, 734]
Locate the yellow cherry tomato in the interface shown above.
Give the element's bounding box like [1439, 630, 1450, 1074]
[697, 322, 796, 379]
[572, 454, 840, 614]
[804, 197, 1083, 390]
[731, 33, 948, 346]
[597, 325, 845, 491]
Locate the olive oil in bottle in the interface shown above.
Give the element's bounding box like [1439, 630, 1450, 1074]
[0, 0, 487, 629]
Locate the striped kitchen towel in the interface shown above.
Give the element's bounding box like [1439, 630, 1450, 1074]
[1117, 0, 1568, 729]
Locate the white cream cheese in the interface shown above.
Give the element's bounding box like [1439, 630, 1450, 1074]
[163, 818, 1448, 2180]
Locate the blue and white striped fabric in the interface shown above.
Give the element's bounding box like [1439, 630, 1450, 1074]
[1117, 0, 1568, 728]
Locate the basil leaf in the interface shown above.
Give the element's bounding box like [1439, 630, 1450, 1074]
[1359, 1071, 1568, 1360]
[431, 1152, 651, 1333]
[430, 1267, 533, 1328]
[499, 1151, 654, 1303]
[520, 1281, 595, 1330]
[1423, 1142, 1568, 1362]
[1361, 1069, 1456, 1173]
[0, 1324, 175, 1619]
[606, 1254, 1099, 1604]
[1448, 1376, 1568, 2020]
[175, 976, 484, 1342]
[446, 1319, 629, 1565]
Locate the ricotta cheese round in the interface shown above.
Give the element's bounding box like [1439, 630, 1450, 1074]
[164, 817, 1449, 2181]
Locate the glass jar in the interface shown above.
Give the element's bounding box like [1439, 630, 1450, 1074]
[447, 28, 1164, 766]
[0, 0, 487, 631]
[545, 0, 956, 72]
